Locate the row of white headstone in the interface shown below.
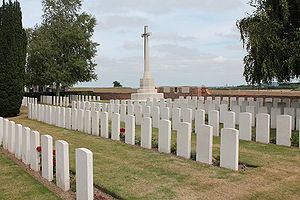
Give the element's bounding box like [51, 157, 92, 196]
[211, 110, 295, 147]
[0, 117, 94, 200]
[28, 103, 240, 171]
[69, 100, 297, 147]
[78, 97, 299, 130]
[40, 95, 101, 106]
[21, 97, 37, 107]
[176, 96, 299, 108]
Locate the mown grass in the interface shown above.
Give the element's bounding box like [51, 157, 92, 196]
[0, 150, 60, 200]
[8, 107, 300, 199]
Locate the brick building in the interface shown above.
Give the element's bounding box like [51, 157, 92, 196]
[157, 86, 211, 99]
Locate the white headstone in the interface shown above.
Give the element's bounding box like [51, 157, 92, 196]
[182, 108, 192, 124]
[41, 135, 53, 181]
[15, 124, 23, 159]
[224, 111, 235, 129]
[284, 107, 295, 130]
[65, 108, 72, 129]
[30, 131, 40, 171]
[78, 109, 84, 132]
[152, 106, 160, 128]
[56, 140, 70, 191]
[246, 106, 256, 126]
[76, 148, 93, 200]
[120, 104, 126, 122]
[71, 108, 78, 130]
[91, 111, 100, 136]
[84, 110, 92, 134]
[208, 110, 219, 136]
[127, 104, 134, 116]
[220, 128, 239, 171]
[158, 119, 171, 153]
[219, 104, 228, 123]
[135, 105, 142, 125]
[141, 117, 152, 149]
[8, 121, 15, 153]
[231, 105, 240, 125]
[22, 127, 31, 165]
[195, 109, 205, 134]
[3, 119, 9, 149]
[125, 115, 135, 145]
[196, 124, 213, 164]
[172, 107, 181, 131]
[256, 113, 270, 144]
[276, 115, 292, 146]
[177, 122, 191, 159]
[161, 107, 170, 120]
[0, 117, 4, 146]
[239, 112, 252, 141]
[271, 107, 281, 129]
[111, 113, 120, 140]
[100, 112, 109, 138]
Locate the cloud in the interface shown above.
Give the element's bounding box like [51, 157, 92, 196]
[153, 44, 204, 58]
[224, 44, 244, 51]
[123, 41, 143, 51]
[86, 51, 245, 88]
[154, 32, 197, 43]
[88, 0, 243, 15]
[98, 15, 150, 30]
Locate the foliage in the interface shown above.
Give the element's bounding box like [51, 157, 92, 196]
[26, 0, 99, 95]
[237, 0, 300, 85]
[113, 81, 122, 87]
[0, 0, 27, 117]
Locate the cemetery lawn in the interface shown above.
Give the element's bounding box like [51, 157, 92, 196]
[0, 149, 60, 200]
[9, 107, 300, 200]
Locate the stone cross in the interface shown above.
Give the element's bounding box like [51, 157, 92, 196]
[141, 26, 152, 79]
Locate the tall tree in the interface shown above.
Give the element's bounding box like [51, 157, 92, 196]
[0, 0, 27, 117]
[237, 0, 300, 84]
[26, 0, 99, 95]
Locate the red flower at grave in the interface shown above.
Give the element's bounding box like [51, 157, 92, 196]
[53, 150, 56, 155]
[53, 158, 56, 165]
[36, 146, 41, 152]
[120, 128, 125, 133]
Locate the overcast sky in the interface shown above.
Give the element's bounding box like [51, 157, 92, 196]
[19, 0, 254, 88]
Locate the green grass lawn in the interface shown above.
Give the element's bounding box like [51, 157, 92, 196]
[8, 107, 300, 199]
[0, 150, 60, 200]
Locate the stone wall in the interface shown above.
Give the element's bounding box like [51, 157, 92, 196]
[157, 86, 209, 99]
[94, 92, 133, 100]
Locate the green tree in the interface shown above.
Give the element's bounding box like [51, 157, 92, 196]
[26, 0, 99, 95]
[0, 0, 27, 117]
[237, 0, 300, 84]
[113, 81, 122, 87]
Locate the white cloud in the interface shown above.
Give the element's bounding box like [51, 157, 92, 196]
[213, 56, 227, 63]
[88, 0, 243, 15]
[154, 32, 197, 42]
[123, 41, 143, 50]
[98, 15, 150, 30]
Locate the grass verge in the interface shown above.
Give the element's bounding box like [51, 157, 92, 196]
[7, 107, 300, 199]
